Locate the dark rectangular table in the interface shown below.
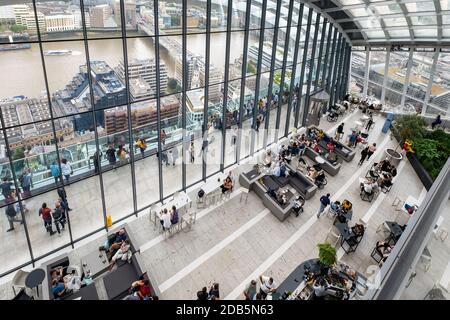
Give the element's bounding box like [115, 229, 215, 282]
[385, 221, 403, 244]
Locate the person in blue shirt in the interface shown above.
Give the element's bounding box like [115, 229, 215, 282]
[50, 162, 61, 185]
[317, 193, 331, 218]
[52, 279, 66, 298]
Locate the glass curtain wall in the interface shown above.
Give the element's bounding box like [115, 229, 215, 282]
[0, 0, 349, 277]
[349, 47, 450, 118]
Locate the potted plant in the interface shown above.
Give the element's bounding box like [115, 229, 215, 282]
[317, 242, 337, 271]
[390, 115, 427, 152]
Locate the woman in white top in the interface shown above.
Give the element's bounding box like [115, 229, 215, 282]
[159, 208, 172, 231]
[60, 159, 72, 185]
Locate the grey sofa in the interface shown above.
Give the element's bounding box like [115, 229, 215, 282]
[102, 224, 160, 300]
[41, 254, 99, 300]
[240, 165, 317, 221]
[307, 126, 356, 162]
[304, 146, 342, 176]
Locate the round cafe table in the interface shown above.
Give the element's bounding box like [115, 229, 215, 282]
[25, 268, 45, 298]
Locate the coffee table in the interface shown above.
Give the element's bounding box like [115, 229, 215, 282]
[81, 250, 110, 279]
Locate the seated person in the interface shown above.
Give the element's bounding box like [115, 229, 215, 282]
[307, 166, 319, 180]
[102, 228, 127, 255]
[376, 241, 393, 263]
[170, 205, 179, 225]
[52, 279, 66, 298]
[312, 141, 321, 154]
[378, 159, 391, 173]
[315, 170, 326, 184]
[51, 267, 64, 284]
[341, 199, 352, 212]
[271, 163, 281, 177]
[289, 141, 300, 156]
[264, 151, 273, 167]
[275, 190, 288, 206]
[317, 130, 325, 140]
[330, 200, 341, 213]
[63, 270, 83, 292]
[292, 196, 304, 217]
[378, 173, 393, 188]
[282, 150, 292, 163]
[390, 166, 397, 177]
[158, 208, 171, 231]
[360, 178, 376, 194]
[109, 239, 132, 271]
[326, 152, 338, 165]
[312, 278, 329, 300]
[404, 203, 418, 215]
[326, 140, 335, 154]
[220, 176, 233, 193]
[136, 279, 152, 300]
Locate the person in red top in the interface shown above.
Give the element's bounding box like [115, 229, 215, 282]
[137, 280, 152, 300]
[39, 202, 55, 235]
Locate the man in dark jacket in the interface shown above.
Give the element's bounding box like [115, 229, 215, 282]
[5, 204, 23, 232]
[57, 188, 72, 211]
[106, 145, 116, 170]
[317, 193, 331, 218]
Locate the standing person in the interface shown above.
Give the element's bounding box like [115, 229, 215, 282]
[259, 275, 277, 300]
[106, 145, 117, 171]
[316, 193, 331, 218]
[189, 141, 195, 164]
[431, 114, 442, 129]
[92, 149, 102, 174]
[366, 143, 377, 160]
[117, 145, 127, 165]
[358, 146, 369, 166]
[160, 129, 167, 146]
[335, 123, 344, 140]
[256, 114, 262, 132]
[365, 114, 374, 130]
[231, 127, 237, 145]
[0, 177, 13, 199]
[50, 161, 62, 185]
[39, 203, 55, 235]
[348, 131, 357, 148]
[209, 283, 220, 300]
[136, 136, 147, 157]
[20, 168, 32, 198]
[57, 188, 72, 211]
[172, 147, 179, 166]
[5, 204, 23, 232]
[60, 159, 72, 185]
[243, 280, 257, 300]
[167, 150, 174, 167]
[52, 202, 65, 235]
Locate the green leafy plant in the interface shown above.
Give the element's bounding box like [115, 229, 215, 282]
[317, 242, 337, 266]
[390, 114, 427, 145]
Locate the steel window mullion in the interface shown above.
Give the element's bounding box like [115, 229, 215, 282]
[182, 0, 188, 186]
[381, 49, 391, 104]
[400, 50, 414, 108]
[333, 36, 344, 105]
[202, 0, 211, 178]
[274, 0, 295, 142]
[329, 35, 342, 107]
[422, 51, 439, 116]
[326, 28, 338, 93]
[250, 0, 268, 156]
[321, 24, 333, 89]
[303, 12, 321, 124]
[315, 19, 327, 88]
[284, 3, 305, 137]
[153, 0, 164, 200]
[339, 44, 349, 100]
[220, 0, 233, 171]
[294, 7, 313, 128]
[78, 0, 108, 229]
[262, 0, 283, 147]
[119, 0, 138, 215]
[341, 45, 351, 98]
[235, 0, 252, 163]
[363, 48, 370, 97]
[31, 0, 75, 247]
[335, 41, 347, 103]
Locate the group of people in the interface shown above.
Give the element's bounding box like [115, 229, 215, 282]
[38, 188, 72, 236]
[197, 283, 220, 300]
[51, 267, 87, 298]
[242, 275, 277, 300]
[124, 277, 157, 300]
[157, 205, 180, 232]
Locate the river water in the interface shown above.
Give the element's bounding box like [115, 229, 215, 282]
[0, 32, 255, 99]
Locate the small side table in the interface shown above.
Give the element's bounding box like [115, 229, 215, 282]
[25, 268, 45, 298]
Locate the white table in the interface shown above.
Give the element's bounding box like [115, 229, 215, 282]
[396, 195, 420, 224]
[152, 191, 192, 226]
[201, 173, 228, 195]
[315, 155, 325, 164]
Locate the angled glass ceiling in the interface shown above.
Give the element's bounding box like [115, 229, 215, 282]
[311, 0, 450, 45]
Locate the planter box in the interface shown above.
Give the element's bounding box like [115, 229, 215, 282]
[406, 152, 434, 191]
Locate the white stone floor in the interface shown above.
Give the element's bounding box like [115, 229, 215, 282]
[1, 107, 442, 300]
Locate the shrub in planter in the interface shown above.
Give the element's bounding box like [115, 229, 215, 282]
[317, 242, 337, 267]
